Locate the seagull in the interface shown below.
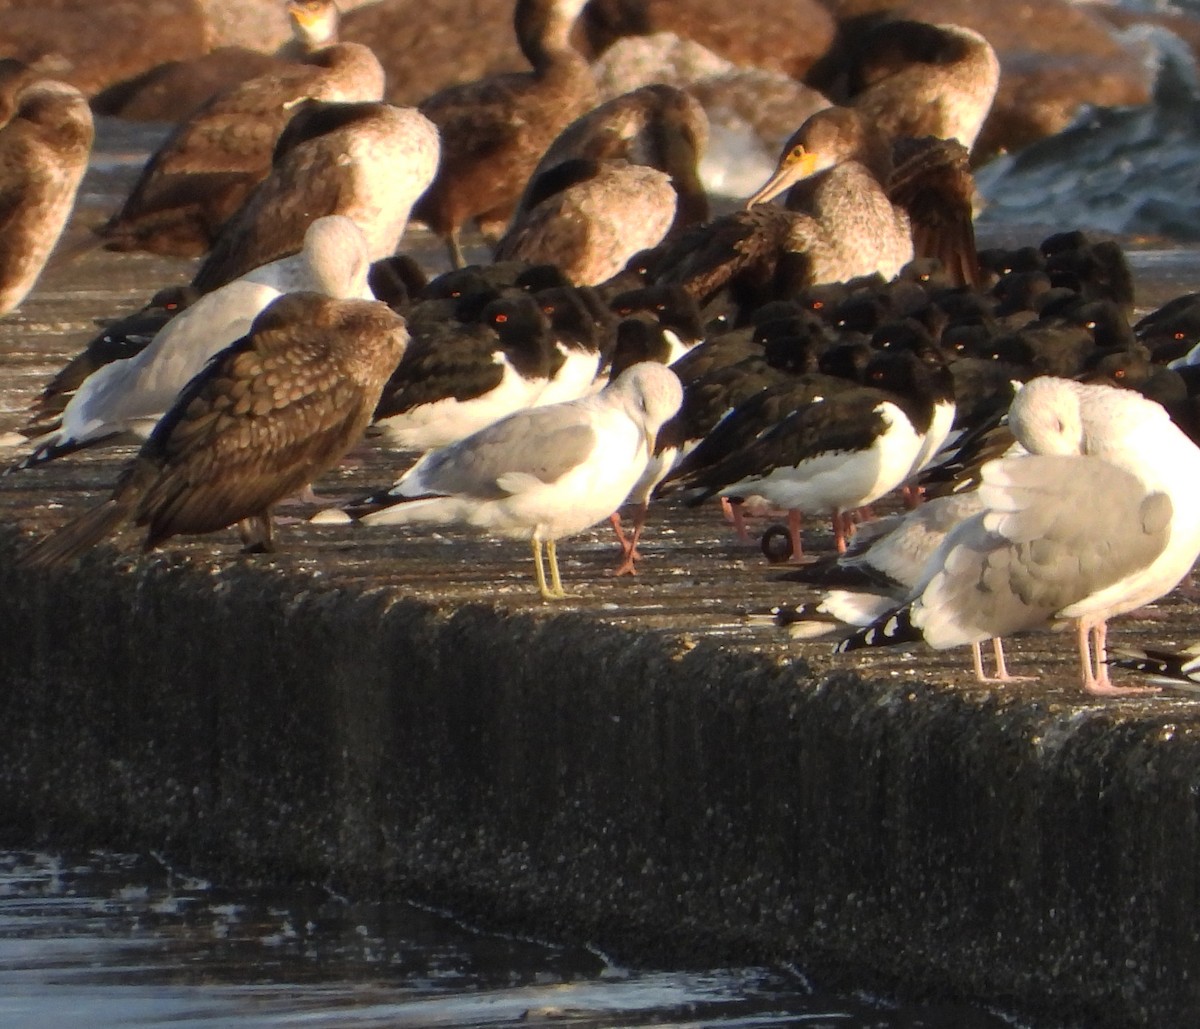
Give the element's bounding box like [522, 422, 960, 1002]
[838, 377, 1200, 696]
[14, 216, 373, 469]
[341, 362, 684, 599]
[21, 292, 408, 567]
[754, 489, 1027, 683]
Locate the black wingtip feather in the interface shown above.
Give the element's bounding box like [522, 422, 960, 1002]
[834, 605, 922, 653]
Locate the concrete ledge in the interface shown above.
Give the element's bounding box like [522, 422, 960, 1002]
[2, 527, 1198, 1028]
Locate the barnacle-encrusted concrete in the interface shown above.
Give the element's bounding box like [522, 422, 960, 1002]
[2, 501, 1200, 1029]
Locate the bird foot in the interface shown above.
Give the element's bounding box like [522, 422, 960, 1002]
[1082, 680, 1161, 698]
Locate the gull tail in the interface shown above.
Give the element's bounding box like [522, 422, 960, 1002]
[1107, 646, 1200, 692]
[835, 604, 922, 653]
[7, 431, 120, 474]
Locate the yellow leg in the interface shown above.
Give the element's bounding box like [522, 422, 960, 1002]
[547, 538, 565, 597]
[532, 538, 552, 599]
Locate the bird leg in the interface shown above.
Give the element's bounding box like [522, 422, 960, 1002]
[237, 512, 276, 553]
[970, 637, 1034, 684]
[833, 511, 855, 554]
[721, 496, 752, 540]
[532, 538, 568, 600]
[782, 508, 809, 563]
[611, 502, 649, 576]
[1078, 619, 1158, 696]
[546, 537, 567, 598]
[447, 228, 467, 271]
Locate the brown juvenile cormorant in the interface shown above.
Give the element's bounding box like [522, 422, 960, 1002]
[22, 291, 408, 566]
[412, 0, 598, 269]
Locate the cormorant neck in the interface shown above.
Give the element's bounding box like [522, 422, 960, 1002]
[515, 0, 583, 71]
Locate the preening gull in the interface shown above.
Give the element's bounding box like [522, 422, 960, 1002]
[838, 376, 1200, 696]
[343, 362, 684, 599]
[22, 292, 408, 567]
[14, 216, 373, 469]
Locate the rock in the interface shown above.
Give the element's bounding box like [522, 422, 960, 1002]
[194, 0, 290, 50]
[340, 0, 531, 108]
[977, 50, 1151, 160]
[0, 0, 207, 96]
[582, 0, 836, 80]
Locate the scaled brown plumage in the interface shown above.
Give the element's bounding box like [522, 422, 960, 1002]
[22, 292, 408, 567]
[412, 0, 597, 268]
[93, 42, 384, 258]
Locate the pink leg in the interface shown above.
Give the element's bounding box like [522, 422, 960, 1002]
[609, 511, 630, 550]
[1078, 619, 1159, 697]
[971, 637, 1034, 684]
[722, 497, 752, 541]
[787, 509, 805, 562]
[833, 511, 852, 554]
[612, 502, 649, 576]
[901, 484, 925, 509]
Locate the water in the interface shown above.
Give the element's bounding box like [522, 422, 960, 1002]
[0, 850, 1019, 1029]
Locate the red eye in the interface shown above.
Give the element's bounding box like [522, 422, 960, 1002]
[655, 303, 666, 312]
[165, 302, 179, 310]
[812, 301, 823, 310]
[1114, 369, 1126, 379]
[617, 306, 631, 315]
[1175, 331, 1186, 340]
[494, 313, 508, 324]
[450, 289, 462, 298]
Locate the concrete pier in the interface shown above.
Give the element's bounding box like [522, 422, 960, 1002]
[2, 508, 1200, 1028]
[1, 176, 1200, 1026]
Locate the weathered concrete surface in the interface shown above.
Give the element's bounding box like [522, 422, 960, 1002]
[3, 150, 1200, 1027]
[2, 528, 1200, 1029]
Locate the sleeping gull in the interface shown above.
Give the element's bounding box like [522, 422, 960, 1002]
[838, 376, 1200, 696]
[336, 362, 684, 599]
[14, 216, 373, 469]
[21, 292, 408, 567]
[755, 489, 1030, 683]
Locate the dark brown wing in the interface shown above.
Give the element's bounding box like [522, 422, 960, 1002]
[887, 135, 981, 289]
[189, 106, 380, 291]
[653, 206, 814, 311]
[132, 293, 406, 545]
[96, 56, 358, 255]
